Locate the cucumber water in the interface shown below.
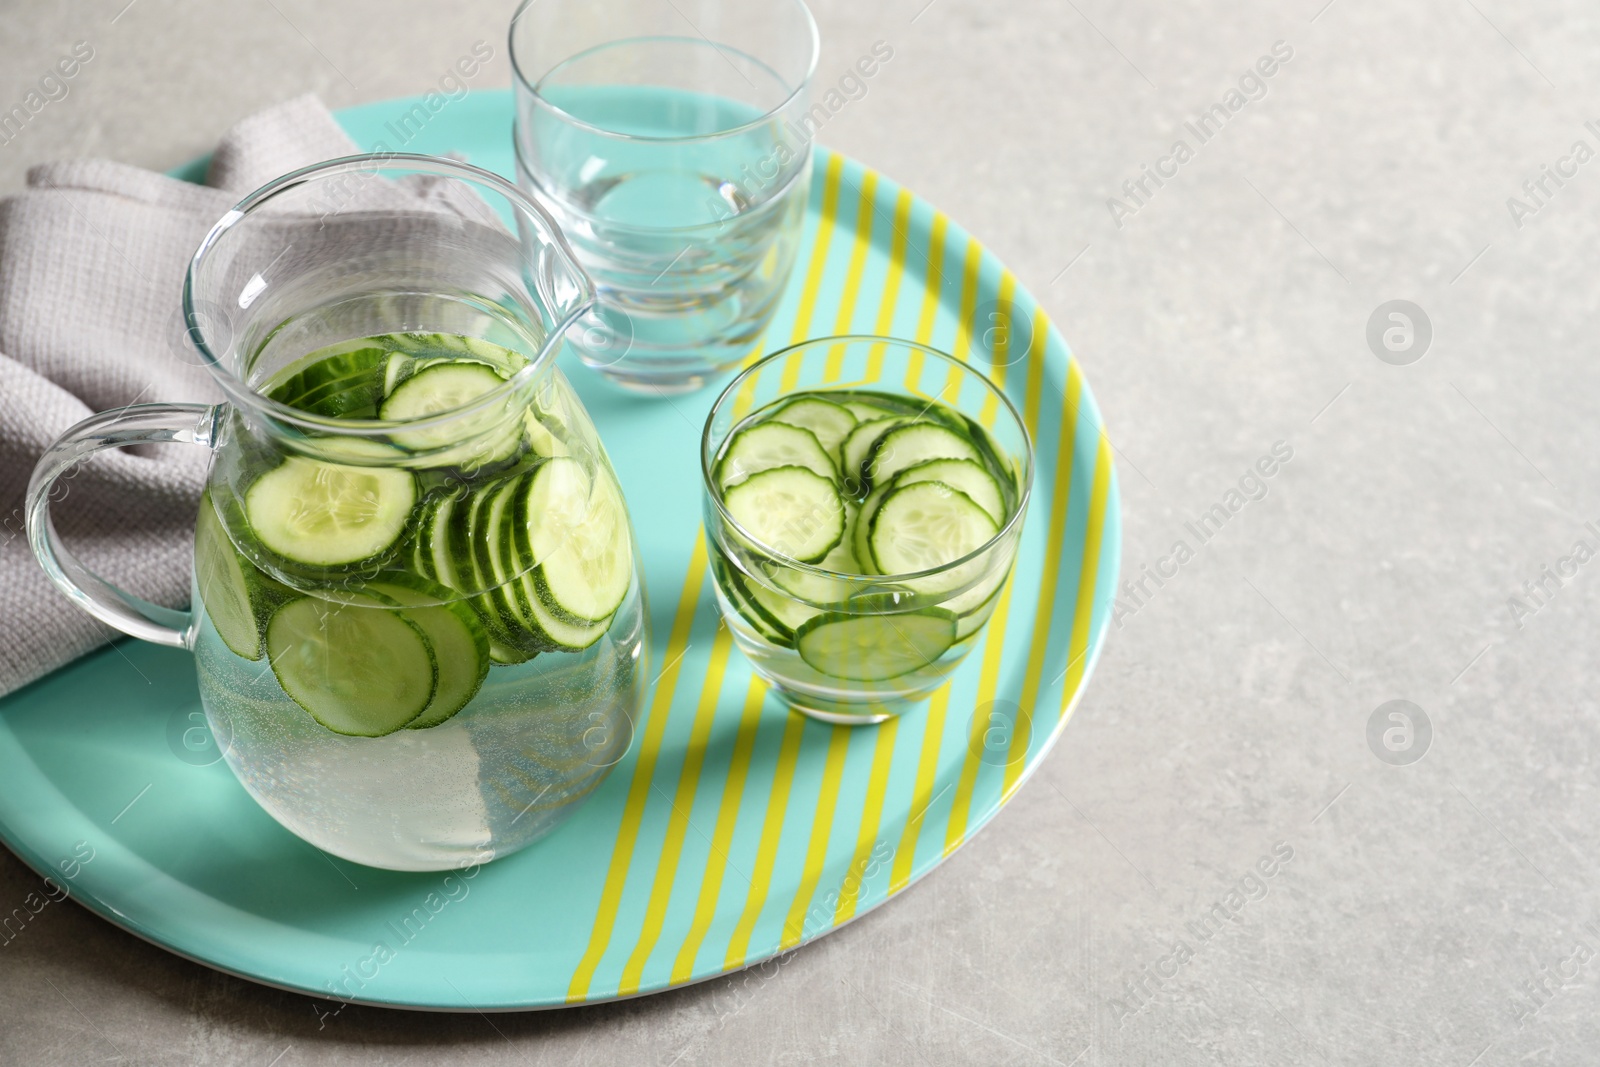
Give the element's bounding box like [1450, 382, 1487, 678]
[708, 387, 1025, 717]
[191, 323, 644, 870]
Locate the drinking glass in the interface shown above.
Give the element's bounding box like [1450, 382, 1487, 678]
[27, 155, 648, 871]
[510, 0, 819, 394]
[702, 337, 1034, 724]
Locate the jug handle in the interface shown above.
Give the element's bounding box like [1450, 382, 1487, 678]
[26, 403, 219, 650]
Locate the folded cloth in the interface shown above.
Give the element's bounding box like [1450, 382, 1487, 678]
[0, 94, 362, 696]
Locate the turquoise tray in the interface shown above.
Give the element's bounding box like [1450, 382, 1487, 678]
[0, 90, 1120, 1010]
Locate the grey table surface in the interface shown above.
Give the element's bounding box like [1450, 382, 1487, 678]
[3, 0, 1599, 1063]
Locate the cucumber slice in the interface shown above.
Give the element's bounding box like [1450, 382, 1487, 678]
[451, 480, 525, 647]
[266, 597, 437, 736]
[422, 490, 465, 591]
[843, 400, 898, 422]
[795, 609, 958, 681]
[712, 559, 793, 647]
[306, 436, 412, 468]
[424, 459, 628, 654]
[406, 494, 441, 584]
[518, 458, 634, 624]
[379, 361, 521, 468]
[504, 550, 613, 651]
[868, 480, 1000, 575]
[245, 456, 416, 567]
[473, 474, 532, 634]
[490, 640, 539, 665]
[366, 580, 490, 730]
[402, 332, 519, 369]
[451, 476, 525, 646]
[194, 491, 285, 660]
[852, 484, 889, 572]
[401, 331, 466, 353]
[716, 564, 816, 645]
[863, 423, 983, 494]
[521, 584, 612, 651]
[381, 337, 526, 398]
[748, 579, 821, 636]
[264, 340, 389, 418]
[892, 458, 1006, 525]
[955, 588, 1002, 640]
[381, 361, 505, 430]
[292, 372, 382, 419]
[842, 390, 922, 416]
[770, 397, 858, 459]
[768, 501, 861, 604]
[449, 478, 561, 658]
[525, 412, 569, 458]
[941, 565, 1009, 615]
[474, 474, 525, 590]
[382, 352, 411, 396]
[715, 421, 836, 489]
[951, 415, 1023, 520]
[839, 417, 908, 492]
[722, 466, 845, 564]
[381, 352, 455, 397]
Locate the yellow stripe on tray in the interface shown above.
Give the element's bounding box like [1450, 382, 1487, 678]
[724, 710, 807, 969]
[943, 567, 1020, 859]
[616, 621, 737, 996]
[978, 271, 1019, 426]
[908, 213, 948, 378]
[1022, 307, 1049, 435]
[567, 536, 710, 1003]
[865, 188, 915, 380]
[778, 725, 853, 950]
[1061, 431, 1113, 720]
[779, 153, 847, 393]
[1002, 350, 1084, 798]
[938, 237, 983, 399]
[669, 675, 769, 985]
[953, 239, 981, 360]
[795, 152, 847, 344]
[824, 169, 881, 379]
[734, 151, 845, 413]
[889, 685, 951, 895]
[833, 716, 899, 924]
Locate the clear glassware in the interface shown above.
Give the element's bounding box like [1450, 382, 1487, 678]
[510, 0, 819, 395]
[27, 155, 647, 871]
[701, 337, 1034, 724]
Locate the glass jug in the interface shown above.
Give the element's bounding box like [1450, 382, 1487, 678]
[26, 155, 647, 872]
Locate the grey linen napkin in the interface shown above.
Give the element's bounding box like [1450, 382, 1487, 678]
[0, 94, 362, 696]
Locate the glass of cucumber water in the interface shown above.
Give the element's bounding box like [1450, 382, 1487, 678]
[510, 0, 819, 395]
[701, 337, 1033, 724]
[26, 155, 648, 871]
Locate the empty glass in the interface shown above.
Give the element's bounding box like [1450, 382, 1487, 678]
[510, 0, 819, 394]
